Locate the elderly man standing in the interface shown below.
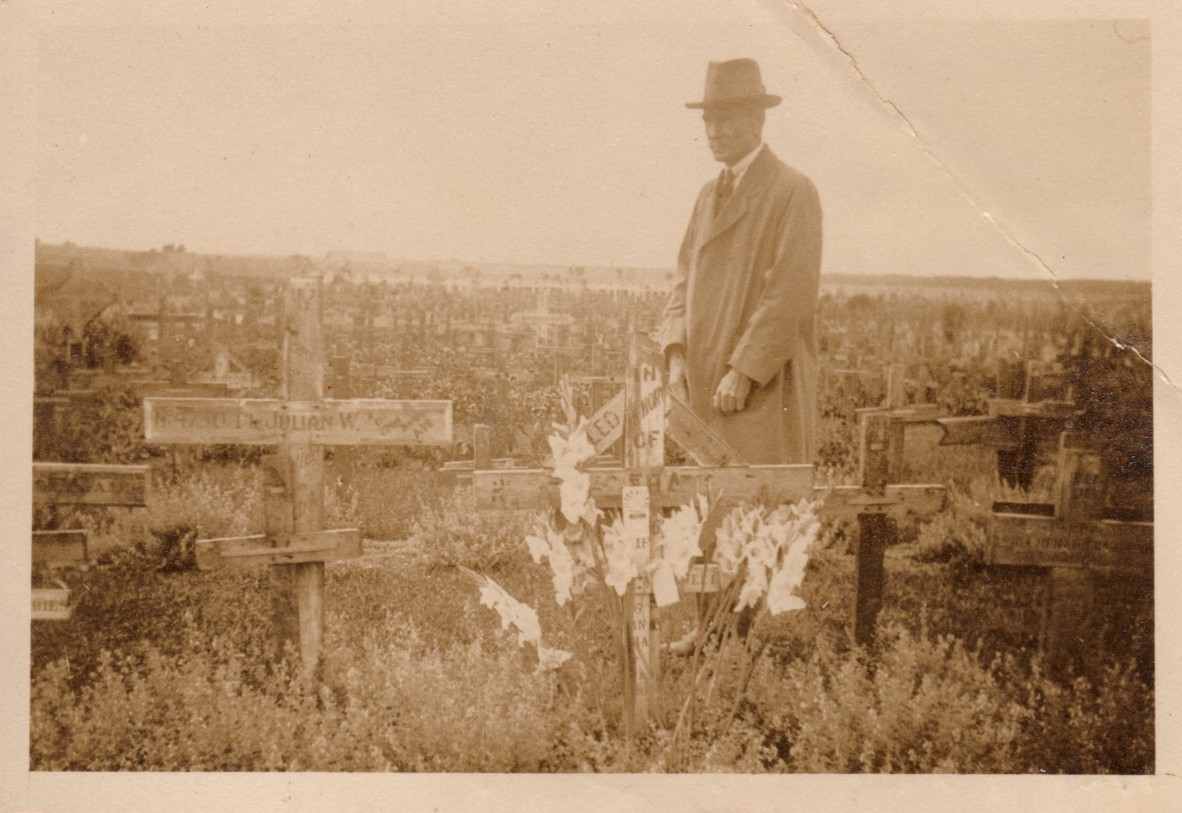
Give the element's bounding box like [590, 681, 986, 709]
[659, 58, 822, 465]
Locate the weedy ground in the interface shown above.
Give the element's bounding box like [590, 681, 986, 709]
[30, 440, 1152, 773]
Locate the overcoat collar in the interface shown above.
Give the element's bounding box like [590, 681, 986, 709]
[700, 144, 777, 250]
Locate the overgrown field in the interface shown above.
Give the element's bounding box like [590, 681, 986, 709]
[30, 447, 1153, 773]
[30, 281, 1153, 771]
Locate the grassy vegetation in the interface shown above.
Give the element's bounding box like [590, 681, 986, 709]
[30, 448, 1152, 772]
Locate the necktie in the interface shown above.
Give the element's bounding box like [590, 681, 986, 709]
[715, 168, 734, 221]
[717, 168, 734, 201]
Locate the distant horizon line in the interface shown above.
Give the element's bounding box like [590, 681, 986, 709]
[34, 239, 1151, 285]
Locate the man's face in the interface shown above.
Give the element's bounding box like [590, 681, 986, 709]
[703, 105, 763, 167]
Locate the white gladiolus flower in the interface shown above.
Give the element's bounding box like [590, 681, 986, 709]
[765, 505, 822, 616]
[713, 511, 745, 581]
[548, 423, 600, 526]
[525, 526, 550, 565]
[462, 568, 573, 673]
[654, 494, 707, 579]
[765, 566, 807, 614]
[602, 515, 645, 596]
[710, 497, 823, 616]
[735, 561, 769, 612]
[547, 531, 576, 605]
[464, 568, 542, 647]
[525, 518, 591, 605]
[558, 470, 596, 525]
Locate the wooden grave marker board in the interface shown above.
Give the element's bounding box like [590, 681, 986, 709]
[31, 462, 151, 620]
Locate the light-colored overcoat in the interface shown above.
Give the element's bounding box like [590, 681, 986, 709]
[658, 146, 822, 465]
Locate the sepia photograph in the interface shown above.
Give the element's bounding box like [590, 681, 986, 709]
[4, 0, 1178, 809]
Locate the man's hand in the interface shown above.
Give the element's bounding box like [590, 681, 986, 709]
[712, 368, 753, 414]
[667, 349, 690, 402]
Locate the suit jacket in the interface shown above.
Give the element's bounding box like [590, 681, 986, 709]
[658, 145, 822, 465]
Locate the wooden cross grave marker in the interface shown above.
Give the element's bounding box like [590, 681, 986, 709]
[847, 362, 951, 646]
[31, 462, 151, 620]
[983, 432, 1151, 672]
[470, 333, 946, 721]
[143, 276, 452, 676]
[882, 357, 1150, 671]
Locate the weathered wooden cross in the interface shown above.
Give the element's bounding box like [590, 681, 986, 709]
[31, 462, 151, 620]
[143, 277, 452, 676]
[847, 362, 951, 646]
[471, 333, 945, 721]
[982, 432, 1151, 671]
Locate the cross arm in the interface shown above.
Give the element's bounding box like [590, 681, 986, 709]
[33, 463, 151, 507]
[196, 528, 362, 570]
[989, 513, 1152, 571]
[144, 397, 453, 446]
[32, 530, 89, 566]
[474, 465, 944, 518]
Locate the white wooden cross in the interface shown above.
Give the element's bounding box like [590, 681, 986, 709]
[144, 276, 452, 676]
[471, 333, 945, 721]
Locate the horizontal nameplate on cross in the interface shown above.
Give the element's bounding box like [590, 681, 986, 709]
[682, 563, 725, 594]
[196, 528, 363, 570]
[352, 364, 431, 379]
[192, 372, 258, 389]
[855, 404, 945, 424]
[989, 513, 1152, 571]
[988, 398, 1078, 419]
[583, 389, 624, 451]
[665, 397, 747, 465]
[144, 398, 452, 446]
[937, 414, 1072, 449]
[32, 583, 75, 621]
[33, 529, 88, 565]
[822, 484, 946, 518]
[33, 463, 151, 507]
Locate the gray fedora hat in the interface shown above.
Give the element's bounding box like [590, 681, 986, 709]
[686, 58, 782, 109]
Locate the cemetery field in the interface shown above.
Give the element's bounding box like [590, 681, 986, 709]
[30, 449, 1152, 773]
[31, 254, 1154, 773]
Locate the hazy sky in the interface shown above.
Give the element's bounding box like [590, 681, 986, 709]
[34, 2, 1150, 280]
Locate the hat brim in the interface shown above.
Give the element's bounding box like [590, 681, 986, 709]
[685, 94, 781, 110]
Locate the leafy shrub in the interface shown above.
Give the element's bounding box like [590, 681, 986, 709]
[1009, 658, 1153, 774]
[87, 464, 261, 564]
[410, 486, 534, 573]
[741, 621, 1153, 774]
[911, 488, 989, 564]
[347, 464, 445, 540]
[154, 524, 198, 572]
[31, 614, 582, 772]
[751, 624, 1029, 772]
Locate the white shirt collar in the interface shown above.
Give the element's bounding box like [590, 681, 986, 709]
[726, 142, 764, 188]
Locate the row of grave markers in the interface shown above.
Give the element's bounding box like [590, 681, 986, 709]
[33, 279, 1149, 701]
